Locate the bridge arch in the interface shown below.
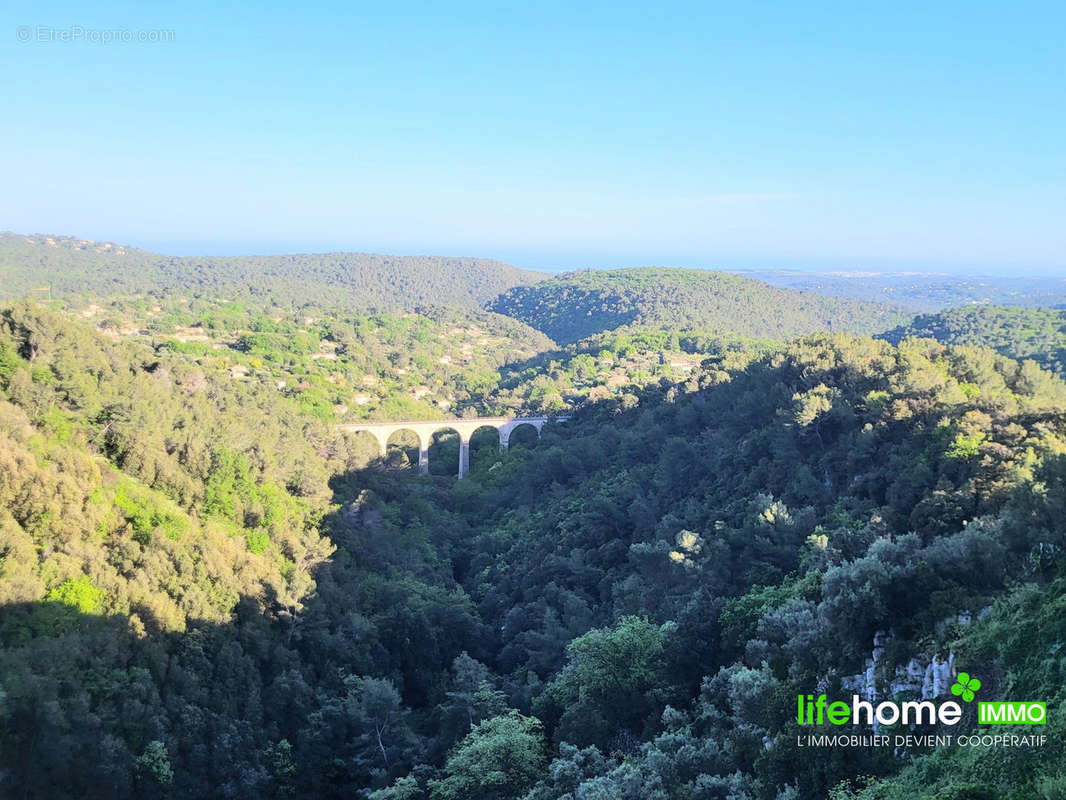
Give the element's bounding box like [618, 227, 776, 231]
[499, 419, 545, 451]
[427, 426, 463, 477]
[469, 425, 504, 474]
[385, 428, 425, 473]
[335, 415, 569, 479]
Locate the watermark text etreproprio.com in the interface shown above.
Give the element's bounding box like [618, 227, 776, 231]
[16, 25, 175, 45]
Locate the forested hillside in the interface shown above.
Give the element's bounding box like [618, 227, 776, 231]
[3, 299, 1065, 798]
[29, 294, 764, 423]
[880, 305, 1066, 375]
[2, 235, 915, 354]
[490, 268, 906, 343]
[0, 233, 546, 309]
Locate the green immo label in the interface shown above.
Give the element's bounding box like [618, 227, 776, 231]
[978, 702, 1047, 725]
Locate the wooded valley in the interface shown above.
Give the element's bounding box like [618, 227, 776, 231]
[2, 237, 1066, 799]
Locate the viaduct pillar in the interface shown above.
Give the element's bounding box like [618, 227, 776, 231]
[418, 433, 430, 476]
[458, 436, 470, 479]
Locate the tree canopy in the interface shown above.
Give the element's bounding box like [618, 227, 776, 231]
[490, 267, 906, 343]
[880, 304, 1066, 375]
[1, 274, 1066, 798]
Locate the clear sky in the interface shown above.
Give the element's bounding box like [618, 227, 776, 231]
[2, 1, 1064, 274]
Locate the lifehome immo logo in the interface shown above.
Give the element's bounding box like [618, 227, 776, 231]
[795, 670, 1047, 750]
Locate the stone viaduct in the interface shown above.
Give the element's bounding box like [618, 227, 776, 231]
[336, 416, 570, 478]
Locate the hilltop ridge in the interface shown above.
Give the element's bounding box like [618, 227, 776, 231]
[490, 266, 907, 343]
[0, 232, 548, 310]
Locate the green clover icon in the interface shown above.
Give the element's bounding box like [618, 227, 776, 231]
[950, 672, 981, 702]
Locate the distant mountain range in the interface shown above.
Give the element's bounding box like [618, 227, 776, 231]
[0, 234, 910, 344]
[15, 233, 1066, 351]
[0, 233, 547, 310]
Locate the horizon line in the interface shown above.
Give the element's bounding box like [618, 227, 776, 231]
[3, 229, 1064, 280]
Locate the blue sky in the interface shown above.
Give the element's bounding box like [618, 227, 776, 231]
[2, 1, 1064, 274]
